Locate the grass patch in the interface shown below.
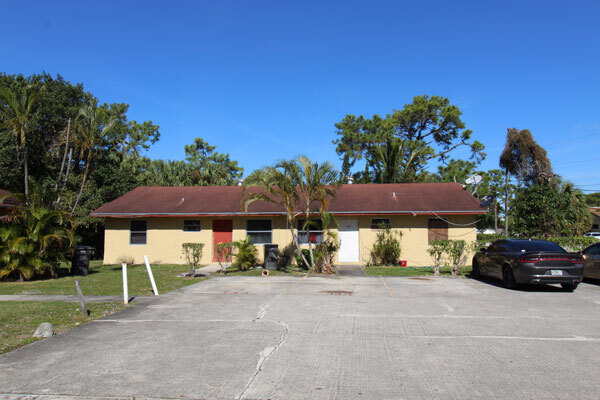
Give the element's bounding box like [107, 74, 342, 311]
[223, 266, 308, 276]
[0, 260, 207, 296]
[364, 265, 473, 277]
[0, 301, 126, 355]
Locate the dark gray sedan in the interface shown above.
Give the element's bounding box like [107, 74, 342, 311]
[582, 243, 600, 279]
[472, 239, 584, 291]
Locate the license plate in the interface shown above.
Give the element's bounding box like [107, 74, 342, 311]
[551, 270, 563, 276]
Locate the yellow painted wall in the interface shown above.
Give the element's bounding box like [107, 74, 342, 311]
[341, 215, 477, 266]
[103, 215, 477, 266]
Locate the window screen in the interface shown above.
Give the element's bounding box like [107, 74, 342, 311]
[183, 220, 201, 232]
[297, 219, 323, 244]
[130, 220, 147, 245]
[246, 220, 272, 244]
[371, 218, 391, 229]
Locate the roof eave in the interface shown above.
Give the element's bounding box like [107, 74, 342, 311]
[90, 209, 488, 218]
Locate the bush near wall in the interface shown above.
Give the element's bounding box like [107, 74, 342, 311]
[476, 234, 596, 253]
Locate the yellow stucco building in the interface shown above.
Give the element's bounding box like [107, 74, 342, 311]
[91, 183, 486, 266]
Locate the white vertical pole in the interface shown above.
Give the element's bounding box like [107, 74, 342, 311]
[122, 263, 128, 305]
[144, 255, 159, 296]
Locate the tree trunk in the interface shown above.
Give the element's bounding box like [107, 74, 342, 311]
[71, 153, 90, 216]
[55, 148, 73, 209]
[504, 169, 509, 235]
[55, 119, 71, 192]
[494, 202, 498, 233]
[288, 217, 310, 269]
[23, 147, 29, 200]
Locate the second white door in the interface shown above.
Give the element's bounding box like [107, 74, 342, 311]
[338, 219, 359, 262]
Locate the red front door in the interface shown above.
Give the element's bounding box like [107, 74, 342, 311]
[213, 220, 233, 262]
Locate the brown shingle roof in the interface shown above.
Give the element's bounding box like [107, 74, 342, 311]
[91, 183, 486, 218]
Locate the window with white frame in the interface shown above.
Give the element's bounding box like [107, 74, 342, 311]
[371, 218, 391, 229]
[297, 219, 323, 244]
[246, 220, 272, 244]
[130, 220, 147, 245]
[183, 220, 201, 232]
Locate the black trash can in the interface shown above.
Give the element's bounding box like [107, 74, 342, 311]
[264, 244, 279, 270]
[73, 246, 93, 276]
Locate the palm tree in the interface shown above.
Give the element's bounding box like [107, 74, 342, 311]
[0, 193, 73, 281]
[243, 156, 340, 271]
[0, 85, 41, 199]
[70, 105, 116, 215]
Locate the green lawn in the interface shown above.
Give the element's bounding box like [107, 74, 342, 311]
[364, 265, 473, 277]
[0, 260, 207, 296]
[0, 301, 126, 355]
[224, 265, 308, 276]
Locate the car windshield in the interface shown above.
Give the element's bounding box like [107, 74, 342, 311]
[513, 241, 565, 253]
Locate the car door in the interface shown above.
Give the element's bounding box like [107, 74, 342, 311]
[480, 242, 499, 277]
[488, 241, 510, 279]
[583, 244, 600, 279]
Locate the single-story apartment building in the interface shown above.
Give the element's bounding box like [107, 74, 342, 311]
[91, 183, 487, 266]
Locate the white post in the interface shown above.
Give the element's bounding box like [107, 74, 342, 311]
[144, 255, 159, 296]
[122, 263, 128, 305]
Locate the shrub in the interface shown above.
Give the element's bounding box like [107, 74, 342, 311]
[369, 225, 402, 266]
[232, 236, 258, 271]
[427, 240, 450, 276]
[545, 236, 597, 253]
[312, 211, 338, 274]
[295, 249, 311, 270]
[444, 240, 467, 276]
[0, 200, 73, 281]
[181, 243, 205, 275]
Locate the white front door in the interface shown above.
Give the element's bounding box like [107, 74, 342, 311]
[338, 219, 359, 262]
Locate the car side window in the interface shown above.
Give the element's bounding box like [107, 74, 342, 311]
[487, 243, 500, 253]
[585, 244, 600, 256]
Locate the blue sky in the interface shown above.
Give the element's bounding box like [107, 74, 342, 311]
[2, 1, 599, 190]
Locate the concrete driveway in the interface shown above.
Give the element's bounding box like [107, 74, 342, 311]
[1, 275, 600, 399]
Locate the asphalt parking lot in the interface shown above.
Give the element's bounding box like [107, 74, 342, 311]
[1, 275, 599, 399]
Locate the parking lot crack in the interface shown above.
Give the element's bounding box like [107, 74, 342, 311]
[237, 319, 289, 400]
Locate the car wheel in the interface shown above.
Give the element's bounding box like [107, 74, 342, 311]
[471, 259, 480, 278]
[561, 283, 578, 292]
[502, 265, 518, 289]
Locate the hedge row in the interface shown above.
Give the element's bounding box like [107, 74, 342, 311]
[476, 234, 597, 253]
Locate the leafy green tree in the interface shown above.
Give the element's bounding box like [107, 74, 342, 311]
[0, 73, 91, 196]
[184, 138, 243, 186]
[243, 156, 341, 271]
[584, 192, 600, 207]
[0, 85, 42, 199]
[436, 159, 477, 183]
[70, 105, 117, 215]
[511, 183, 591, 238]
[334, 95, 485, 183]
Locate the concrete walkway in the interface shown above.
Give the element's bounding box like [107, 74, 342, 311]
[0, 294, 154, 303]
[336, 264, 365, 276]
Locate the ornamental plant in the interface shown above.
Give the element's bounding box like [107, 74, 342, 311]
[181, 243, 204, 276]
[369, 224, 402, 266]
[232, 236, 258, 271]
